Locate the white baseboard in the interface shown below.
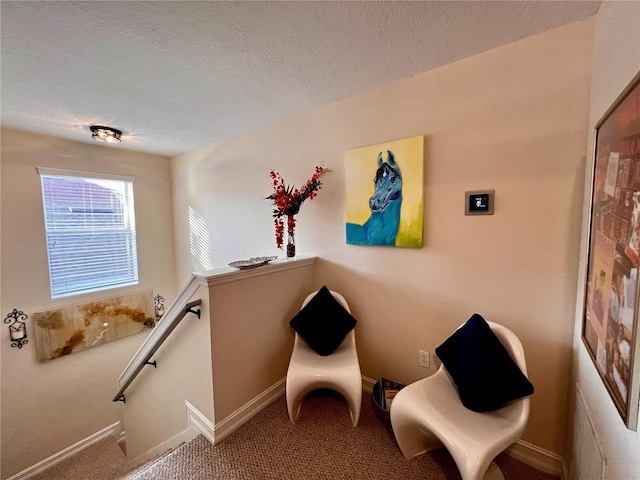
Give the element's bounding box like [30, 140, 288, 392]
[362, 375, 376, 394]
[124, 379, 282, 470]
[117, 429, 126, 447]
[11, 378, 564, 480]
[125, 401, 212, 470]
[126, 428, 197, 471]
[506, 439, 565, 478]
[186, 400, 215, 445]
[213, 378, 286, 444]
[363, 375, 565, 478]
[7, 421, 122, 480]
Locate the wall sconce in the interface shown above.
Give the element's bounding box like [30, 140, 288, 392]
[4, 309, 28, 349]
[154, 294, 166, 323]
[90, 125, 122, 144]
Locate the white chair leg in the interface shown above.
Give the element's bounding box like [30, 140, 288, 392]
[345, 387, 362, 426]
[286, 398, 300, 425]
[391, 394, 444, 459]
[449, 447, 500, 480]
[286, 382, 305, 425]
[390, 419, 442, 459]
[484, 462, 505, 480]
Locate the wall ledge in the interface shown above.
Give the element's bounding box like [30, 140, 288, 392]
[117, 256, 315, 398]
[193, 255, 316, 287]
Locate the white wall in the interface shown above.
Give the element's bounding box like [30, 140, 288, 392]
[0, 129, 177, 479]
[570, 2, 640, 479]
[171, 19, 595, 456]
[123, 282, 213, 464]
[122, 259, 314, 464]
[3, 12, 623, 476]
[208, 263, 314, 422]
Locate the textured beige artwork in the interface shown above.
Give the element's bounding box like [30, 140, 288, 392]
[34, 290, 154, 362]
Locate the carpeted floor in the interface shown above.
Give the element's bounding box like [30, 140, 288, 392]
[120, 391, 558, 480]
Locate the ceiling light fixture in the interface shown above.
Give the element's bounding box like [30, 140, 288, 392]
[90, 125, 122, 144]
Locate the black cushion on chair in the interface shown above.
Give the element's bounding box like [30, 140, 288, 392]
[289, 286, 357, 356]
[435, 313, 534, 412]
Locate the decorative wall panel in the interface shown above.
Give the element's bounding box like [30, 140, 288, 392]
[34, 289, 154, 362]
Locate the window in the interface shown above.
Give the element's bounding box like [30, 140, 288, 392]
[38, 167, 139, 298]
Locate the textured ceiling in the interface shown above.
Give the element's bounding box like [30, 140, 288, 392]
[1, 1, 600, 157]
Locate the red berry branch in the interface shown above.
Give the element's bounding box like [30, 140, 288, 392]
[266, 165, 325, 249]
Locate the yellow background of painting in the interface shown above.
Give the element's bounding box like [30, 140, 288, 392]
[345, 135, 424, 247]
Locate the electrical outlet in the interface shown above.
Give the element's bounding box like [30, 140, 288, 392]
[419, 350, 430, 368]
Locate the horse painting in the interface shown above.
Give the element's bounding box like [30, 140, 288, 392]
[346, 151, 402, 245]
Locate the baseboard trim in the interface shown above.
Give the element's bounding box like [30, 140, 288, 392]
[362, 375, 376, 394]
[186, 400, 215, 445]
[124, 401, 212, 470]
[213, 378, 286, 444]
[126, 428, 197, 470]
[6, 421, 122, 480]
[15, 379, 563, 479]
[117, 430, 126, 447]
[505, 439, 565, 478]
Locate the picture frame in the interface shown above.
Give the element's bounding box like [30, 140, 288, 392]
[345, 136, 424, 248]
[583, 70, 640, 430]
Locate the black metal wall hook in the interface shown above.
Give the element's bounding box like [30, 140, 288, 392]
[4, 309, 28, 349]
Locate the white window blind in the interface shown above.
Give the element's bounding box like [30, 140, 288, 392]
[38, 168, 139, 298]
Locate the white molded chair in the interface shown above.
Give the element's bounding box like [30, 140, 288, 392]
[286, 290, 362, 426]
[389, 322, 530, 480]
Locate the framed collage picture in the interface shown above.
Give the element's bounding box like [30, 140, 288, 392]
[583, 70, 640, 430]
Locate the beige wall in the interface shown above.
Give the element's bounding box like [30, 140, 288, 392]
[171, 19, 595, 455]
[571, 2, 640, 479]
[123, 282, 213, 463]
[123, 258, 314, 463]
[209, 264, 314, 422]
[0, 129, 177, 478]
[2, 12, 615, 475]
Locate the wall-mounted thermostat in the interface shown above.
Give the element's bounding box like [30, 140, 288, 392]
[465, 190, 495, 215]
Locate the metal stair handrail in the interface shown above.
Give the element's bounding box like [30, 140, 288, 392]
[113, 257, 317, 403]
[113, 276, 203, 403]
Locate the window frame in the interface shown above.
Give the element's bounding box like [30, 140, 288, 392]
[37, 167, 139, 298]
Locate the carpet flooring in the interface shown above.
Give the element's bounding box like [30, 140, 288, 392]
[120, 391, 558, 480]
[31, 436, 128, 480]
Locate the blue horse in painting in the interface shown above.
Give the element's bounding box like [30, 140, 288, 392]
[346, 151, 402, 246]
